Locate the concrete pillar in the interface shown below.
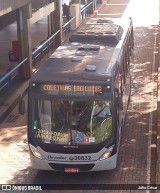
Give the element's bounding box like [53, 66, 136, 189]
[70, 3, 81, 30]
[17, 3, 32, 80]
[72, 0, 81, 3]
[48, 0, 55, 37]
[87, 0, 94, 14]
[53, 0, 62, 47]
[47, 15, 52, 37]
[48, 13, 55, 37]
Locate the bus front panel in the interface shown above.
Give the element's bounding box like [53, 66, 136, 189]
[27, 83, 118, 172]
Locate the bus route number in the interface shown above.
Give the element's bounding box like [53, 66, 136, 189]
[69, 155, 91, 161]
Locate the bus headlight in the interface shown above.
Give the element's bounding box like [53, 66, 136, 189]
[29, 144, 44, 160]
[99, 145, 114, 161]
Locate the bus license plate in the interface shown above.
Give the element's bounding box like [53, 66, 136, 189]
[64, 168, 80, 173]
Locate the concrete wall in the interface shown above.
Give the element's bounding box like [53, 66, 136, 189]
[0, 0, 31, 16]
[0, 11, 16, 30]
[32, 0, 50, 9]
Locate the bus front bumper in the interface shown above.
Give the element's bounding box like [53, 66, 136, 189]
[30, 153, 117, 172]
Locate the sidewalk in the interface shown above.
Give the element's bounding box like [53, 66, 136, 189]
[123, 0, 160, 186]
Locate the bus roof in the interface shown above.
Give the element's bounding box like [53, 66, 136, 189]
[31, 18, 132, 84]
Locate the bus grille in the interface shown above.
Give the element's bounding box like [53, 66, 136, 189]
[48, 163, 95, 172]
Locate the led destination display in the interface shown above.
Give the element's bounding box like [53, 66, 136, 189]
[41, 84, 105, 96]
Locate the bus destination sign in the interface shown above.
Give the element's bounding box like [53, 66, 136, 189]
[41, 84, 104, 96]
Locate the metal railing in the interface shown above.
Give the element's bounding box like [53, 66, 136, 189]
[81, 2, 93, 20]
[32, 30, 60, 66]
[62, 16, 76, 36]
[0, 58, 28, 92]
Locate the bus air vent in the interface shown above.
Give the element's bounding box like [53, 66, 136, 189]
[97, 19, 113, 23]
[71, 42, 79, 46]
[77, 32, 85, 34]
[75, 50, 86, 56]
[77, 45, 100, 52]
[72, 55, 83, 62]
[69, 18, 124, 43]
[85, 64, 96, 71]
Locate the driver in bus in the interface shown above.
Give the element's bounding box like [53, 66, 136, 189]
[89, 101, 111, 139]
[92, 101, 111, 118]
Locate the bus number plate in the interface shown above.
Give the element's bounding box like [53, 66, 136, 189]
[64, 168, 80, 173]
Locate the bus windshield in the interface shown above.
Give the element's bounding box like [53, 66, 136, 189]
[33, 99, 112, 145]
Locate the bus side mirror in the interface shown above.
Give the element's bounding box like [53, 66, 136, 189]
[19, 99, 25, 115]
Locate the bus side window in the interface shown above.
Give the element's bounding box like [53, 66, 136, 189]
[127, 46, 130, 65]
[119, 73, 123, 96]
[125, 50, 129, 68]
[116, 96, 120, 123]
[122, 50, 129, 86]
[119, 93, 123, 110]
[118, 74, 123, 110]
[120, 61, 124, 86]
[123, 59, 126, 84]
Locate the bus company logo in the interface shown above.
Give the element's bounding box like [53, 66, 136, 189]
[48, 155, 66, 160]
[69, 156, 74, 161]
